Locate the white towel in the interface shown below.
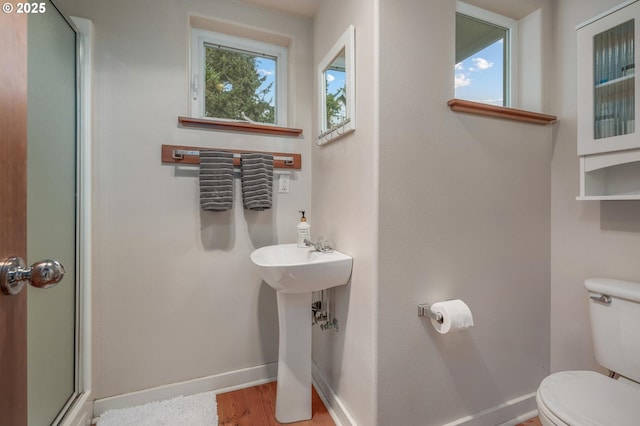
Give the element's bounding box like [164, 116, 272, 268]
[199, 151, 234, 211]
[241, 153, 273, 210]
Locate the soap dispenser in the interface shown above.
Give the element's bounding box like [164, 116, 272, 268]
[297, 211, 311, 247]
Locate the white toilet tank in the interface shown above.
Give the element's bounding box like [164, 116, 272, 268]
[585, 278, 640, 383]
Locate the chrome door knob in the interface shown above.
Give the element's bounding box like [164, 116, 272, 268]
[0, 256, 65, 295]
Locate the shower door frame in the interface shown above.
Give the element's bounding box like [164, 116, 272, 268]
[0, 3, 93, 426]
[0, 6, 92, 425]
[30, 4, 94, 424]
[54, 10, 94, 426]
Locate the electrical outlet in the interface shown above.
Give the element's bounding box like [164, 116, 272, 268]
[278, 174, 290, 193]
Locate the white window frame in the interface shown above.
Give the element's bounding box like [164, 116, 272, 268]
[190, 28, 288, 125]
[456, 1, 518, 107]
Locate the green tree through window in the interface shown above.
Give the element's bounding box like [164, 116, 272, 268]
[326, 85, 346, 127]
[204, 46, 276, 124]
[325, 63, 346, 128]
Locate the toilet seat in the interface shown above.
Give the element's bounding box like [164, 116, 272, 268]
[537, 371, 640, 426]
[536, 394, 567, 426]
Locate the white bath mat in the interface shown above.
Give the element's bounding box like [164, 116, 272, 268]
[96, 391, 217, 426]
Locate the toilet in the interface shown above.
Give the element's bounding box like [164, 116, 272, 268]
[536, 278, 640, 425]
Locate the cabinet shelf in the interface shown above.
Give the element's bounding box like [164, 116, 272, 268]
[595, 73, 634, 89]
[579, 150, 640, 200]
[577, 195, 640, 200]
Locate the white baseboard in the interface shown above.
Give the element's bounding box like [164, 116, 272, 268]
[441, 392, 538, 426]
[92, 362, 534, 426]
[312, 362, 358, 426]
[92, 362, 277, 418]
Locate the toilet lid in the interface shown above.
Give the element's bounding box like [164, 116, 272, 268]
[538, 371, 640, 426]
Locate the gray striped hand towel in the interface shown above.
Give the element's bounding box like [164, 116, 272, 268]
[199, 151, 234, 211]
[241, 153, 273, 211]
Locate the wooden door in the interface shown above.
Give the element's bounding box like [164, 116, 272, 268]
[0, 8, 28, 426]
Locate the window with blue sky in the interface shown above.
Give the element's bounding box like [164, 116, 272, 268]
[455, 12, 508, 106]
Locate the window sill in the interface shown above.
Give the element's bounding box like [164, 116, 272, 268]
[178, 116, 303, 137]
[447, 99, 557, 125]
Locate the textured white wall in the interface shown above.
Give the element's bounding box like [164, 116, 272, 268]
[56, 0, 313, 399]
[46, 0, 637, 422]
[311, 0, 378, 425]
[550, 0, 640, 374]
[518, 9, 543, 112]
[377, 1, 552, 424]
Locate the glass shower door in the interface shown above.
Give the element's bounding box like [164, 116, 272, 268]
[27, 1, 78, 424]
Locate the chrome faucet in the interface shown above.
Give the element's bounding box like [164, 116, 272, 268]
[304, 238, 334, 253]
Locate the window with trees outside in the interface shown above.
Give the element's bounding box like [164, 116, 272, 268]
[325, 53, 346, 128]
[454, 3, 516, 107]
[190, 29, 288, 125]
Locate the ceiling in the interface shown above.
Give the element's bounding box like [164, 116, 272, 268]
[461, 0, 543, 20]
[237, 0, 541, 22]
[237, 0, 320, 19]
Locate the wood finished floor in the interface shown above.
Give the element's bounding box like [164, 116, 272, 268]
[218, 382, 542, 426]
[92, 381, 542, 426]
[217, 381, 334, 426]
[516, 418, 542, 426]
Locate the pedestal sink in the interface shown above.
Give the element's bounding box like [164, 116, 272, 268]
[250, 243, 353, 423]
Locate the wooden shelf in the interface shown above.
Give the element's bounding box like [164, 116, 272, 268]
[178, 116, 303, 137]
[161, 144, 302, 170]
[447, 99, 557, 125]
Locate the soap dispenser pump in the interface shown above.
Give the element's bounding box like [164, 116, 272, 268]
[297, 211, 311, 247]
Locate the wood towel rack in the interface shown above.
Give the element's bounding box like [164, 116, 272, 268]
[161, 144, 302, 170]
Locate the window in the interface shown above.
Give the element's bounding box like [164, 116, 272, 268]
[190, 29, 288, 125]
[325, 52, 346, 128]
[454, 2, 517, 107]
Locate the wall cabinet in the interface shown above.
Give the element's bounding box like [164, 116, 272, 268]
[577, 0, 640, 199]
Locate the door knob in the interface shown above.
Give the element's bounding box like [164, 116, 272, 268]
[0, 256, 65, 296]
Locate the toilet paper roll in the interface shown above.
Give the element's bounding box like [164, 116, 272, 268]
[430, 299, 474, 334]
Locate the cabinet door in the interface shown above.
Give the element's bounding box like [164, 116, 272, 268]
[578, 1, 640, 155]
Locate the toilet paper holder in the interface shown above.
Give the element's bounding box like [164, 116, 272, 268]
[417, 303, 444, 324]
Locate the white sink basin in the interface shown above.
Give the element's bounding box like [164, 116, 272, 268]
[250, 243, 353, 423]
[250, 243, 353, 293]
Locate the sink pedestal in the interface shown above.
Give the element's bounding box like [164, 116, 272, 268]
[275, 291, 312, 423]
[250, 244, 353, 422]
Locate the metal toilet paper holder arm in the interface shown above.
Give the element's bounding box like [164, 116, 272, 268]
[417, 303, 443, 324]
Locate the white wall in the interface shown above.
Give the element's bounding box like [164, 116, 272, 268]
[48, 0, 640, 423]
[377, 1, 552, 425]
[55, 0, 313, 400]
[518, 9, 543, 112]
[311, 0, 378, 425]
[550, 0, 640, 374]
